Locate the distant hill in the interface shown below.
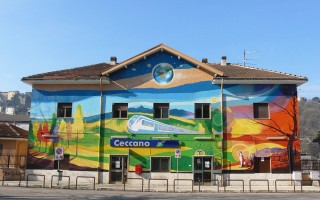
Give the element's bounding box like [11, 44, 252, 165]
[299, 97, 320, 158]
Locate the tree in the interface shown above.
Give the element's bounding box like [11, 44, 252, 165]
[312, 131, 320, 155]
[311, 97, 320, 103]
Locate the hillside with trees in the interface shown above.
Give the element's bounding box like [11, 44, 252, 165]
[299, 97, 320, 158]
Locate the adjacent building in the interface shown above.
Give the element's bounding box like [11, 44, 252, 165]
[0, 122, 28, 180]
[0, 113, 30, 131]
[21, 44, 307, 184]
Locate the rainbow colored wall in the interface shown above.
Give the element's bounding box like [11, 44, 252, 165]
[27, 51, 300, 173]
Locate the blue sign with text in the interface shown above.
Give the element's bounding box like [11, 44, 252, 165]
[110, 139, 179, 148]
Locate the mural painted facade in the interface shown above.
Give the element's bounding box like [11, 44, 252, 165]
[25, 45, 305, 183]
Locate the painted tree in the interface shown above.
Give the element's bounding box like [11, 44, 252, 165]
[50, 113, 57, 134]
[251, 87, 299, 172]
[72, 104, 84, 139]
[32, 120, 39, 142]
[37, 123, 43, 151]
[59, 119, 67, 140]
[72, 104, 84, 156]
[67, 121, 72, 147]
[52, 123, 59, 143]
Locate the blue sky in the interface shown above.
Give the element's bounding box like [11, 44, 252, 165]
[0, 0, 319, 98]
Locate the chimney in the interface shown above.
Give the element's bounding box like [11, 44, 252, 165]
[110, 56, 117, 65]
[221, 56, 227, 66]
[202, 58, 208, 63]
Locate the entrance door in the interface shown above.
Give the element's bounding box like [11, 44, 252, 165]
[254, 157, 271, 173]
[193, 156, 212, 184]
[110, 155, 128, 183]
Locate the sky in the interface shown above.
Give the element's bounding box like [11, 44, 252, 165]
[0, 0, 319, 99]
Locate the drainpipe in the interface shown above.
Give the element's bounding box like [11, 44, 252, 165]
[220, 78, 224, 186]
[98, 77, 103, 183]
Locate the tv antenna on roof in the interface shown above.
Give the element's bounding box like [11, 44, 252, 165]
[243, 49, 258, 66]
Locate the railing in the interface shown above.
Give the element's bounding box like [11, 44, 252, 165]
[50, 175, 70, 189]
[75, 176, 95, 190]
[123, 178, 144, 192]
[223, 179, 244, 193]
[0, 155, 27, 169]
[275, 179, 296, 193]
[148, 179, 168, 192]
[2, 172, 22, 187]
[197, 179, 220, 193]
[26, 174, 45, 188]
[173, 179, 193, 193]
[249, 179, 269, 193]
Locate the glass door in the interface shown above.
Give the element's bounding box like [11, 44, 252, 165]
[193, 156, 212, 184]
[110, 155, 128, 183]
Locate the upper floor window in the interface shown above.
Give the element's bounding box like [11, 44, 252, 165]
[253, 103, 269, 119]
[112, 103, 128, 119]
[57, 103, 72, 118]
[154, 103, 169, 119]
[195, 103, 211, 119]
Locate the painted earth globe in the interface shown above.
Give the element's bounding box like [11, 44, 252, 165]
[153, 63, 174, 85]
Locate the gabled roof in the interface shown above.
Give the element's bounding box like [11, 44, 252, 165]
[0, 122, 28, 139]
[211, 63, 308, 80]
[0, 113, 30, 122]
[21, 44, 308, 86]
[21, 63, 111, 85]
[101, 43, 224, 76]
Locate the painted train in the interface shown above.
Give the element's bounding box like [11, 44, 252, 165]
[127, 115, 203, 134]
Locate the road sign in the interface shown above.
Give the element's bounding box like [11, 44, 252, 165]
[55, 147, 64, 160]
[175, 149, 181, 158]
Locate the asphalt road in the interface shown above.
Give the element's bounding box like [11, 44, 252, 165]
[0, 187, 319, 200]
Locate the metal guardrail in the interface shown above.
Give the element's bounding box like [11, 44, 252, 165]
[148, 179, 168, 192]
[275, 179, 296, 193]
[26, 174, 45, 188]
[123, 178, 144, 192]
[1, 172, 22, 187]
[75, 176, 95, 190]
[197, 179, 220, 193]
[292, 180, 320, 193]
[50, 175, 70, 189]
[173, 179, 194, 193]
[223, 179, 244, 193]
[249, 179, 269, 193]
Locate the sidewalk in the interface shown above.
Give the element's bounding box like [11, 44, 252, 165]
[2, 180, 318, 193]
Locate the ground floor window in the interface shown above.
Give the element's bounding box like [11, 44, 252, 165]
[151, 157, 170, 172]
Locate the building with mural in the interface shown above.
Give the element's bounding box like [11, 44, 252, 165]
[22, 44, 307, 184]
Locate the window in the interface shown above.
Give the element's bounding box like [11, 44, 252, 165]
[195, 103, 211, 119]
[151, 157, 170, 172]
[253, 103, 269, 119]
[112, 103, 128, 118]
[154, 103, 169, 119]
[57, 103, 72, 118]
